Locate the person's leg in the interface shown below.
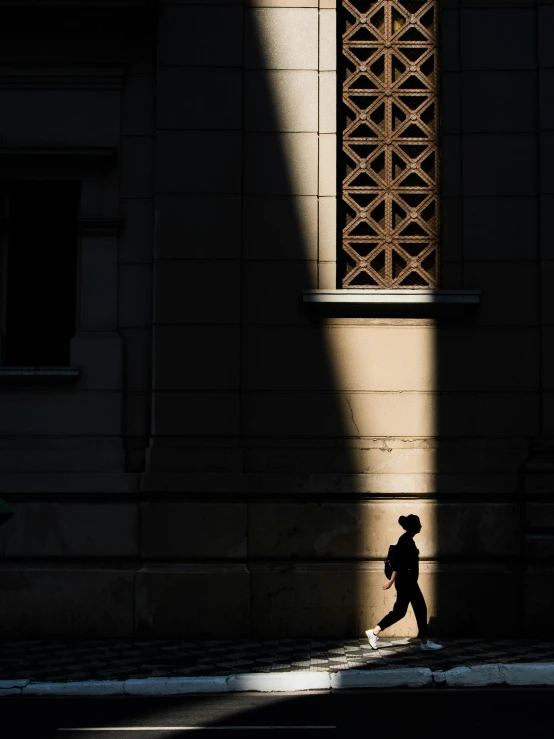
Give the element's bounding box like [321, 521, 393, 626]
[375, 587, 410, 634]
[409, 583, 428, 643]
[366, 583, 411, 648]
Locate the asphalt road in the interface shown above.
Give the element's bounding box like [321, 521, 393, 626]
[2, 689, 553, 739]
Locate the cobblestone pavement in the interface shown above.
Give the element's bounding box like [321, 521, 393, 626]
[1, 638, 553, 683]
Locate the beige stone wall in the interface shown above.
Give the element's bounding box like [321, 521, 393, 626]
[142, 0, 528, 639]
[0, 0, 552, 638]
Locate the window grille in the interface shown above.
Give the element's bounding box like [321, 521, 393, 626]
[341, 0, 439, 288]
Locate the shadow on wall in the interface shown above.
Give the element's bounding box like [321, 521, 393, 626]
[0, 3, 452, 641]
[433, 311, 530, 638]
[241, 5, 363, 640]
[433, 2, 536, 639]
[144, 1, 445, 641]
[141, 2, 367, 640]
[224, 4, 436, 640]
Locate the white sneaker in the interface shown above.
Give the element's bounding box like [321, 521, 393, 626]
[420, 640, 443, 651]
[365, 629, 379, 649]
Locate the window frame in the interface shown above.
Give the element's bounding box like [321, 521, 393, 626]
[0, 146, 119, 383]
[0, 179, 81, 368]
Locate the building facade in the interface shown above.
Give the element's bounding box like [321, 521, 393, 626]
[0, 0, 552, 638]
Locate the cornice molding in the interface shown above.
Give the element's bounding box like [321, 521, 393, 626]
[0, 1, 150, 7]
[0, 65, 126, 90]
[0, 367, 80, 384]
[303, 290, 481, 306]
[0, 146, 117, 173]
[302, 289, 481, 318]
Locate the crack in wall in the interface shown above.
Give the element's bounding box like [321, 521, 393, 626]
[344, 395, 360, 436]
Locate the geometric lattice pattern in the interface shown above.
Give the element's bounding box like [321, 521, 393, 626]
[341, 0, 439, 288]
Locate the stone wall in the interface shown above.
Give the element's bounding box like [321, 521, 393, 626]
[0, 0, 552, 638]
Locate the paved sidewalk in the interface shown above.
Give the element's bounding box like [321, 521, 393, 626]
[1, 637, 553, 683]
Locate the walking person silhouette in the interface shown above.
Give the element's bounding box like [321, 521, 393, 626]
[366, 514, 443, 651]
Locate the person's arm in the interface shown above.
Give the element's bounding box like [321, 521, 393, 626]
[387, 534, 408, 585]
[383, 571, 397, 590]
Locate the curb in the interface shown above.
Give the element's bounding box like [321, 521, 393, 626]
[1, 664, 554, 696]
[330, 667, 432, 690]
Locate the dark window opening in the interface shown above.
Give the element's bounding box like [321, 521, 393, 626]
[1, 181, 80, 366]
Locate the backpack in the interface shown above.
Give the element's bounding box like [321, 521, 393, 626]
[384, 544, 396, 579]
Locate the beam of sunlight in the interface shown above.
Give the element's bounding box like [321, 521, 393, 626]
[248, 10, 319, 250]
[247, 1, 438, 642]
[323, 319, 438, 637]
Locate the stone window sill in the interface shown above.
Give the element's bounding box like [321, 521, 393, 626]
[302, 289, 480, 317]
[0, 367, 80, 384]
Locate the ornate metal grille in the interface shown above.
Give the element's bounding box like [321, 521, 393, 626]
[341, 0, 439, 288]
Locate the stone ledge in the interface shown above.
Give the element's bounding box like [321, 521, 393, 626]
[0, 367, 80, 384]
[302, 289, 480, 317]
[0, 472, 138, 493]
[2, 663, 553, 696]
[0, 680, 28, 689]
[227, 672, 329, 693]
[22, 680, 124, 696]
[124, 677, 228, 696]
[303, 289, 480, 305]
[0, 146, 117, 167]
[436, 663, 554, 688]
[330, 667, 431, 689]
